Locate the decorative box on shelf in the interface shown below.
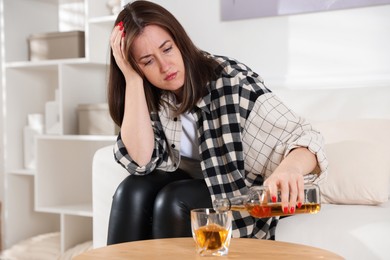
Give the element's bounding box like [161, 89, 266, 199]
[77, 103, 119, 135]
[27, 30, 85, 61]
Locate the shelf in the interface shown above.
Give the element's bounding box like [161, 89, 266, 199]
[5, 174, 60, 247]
[35, 136, 116, 217]
[5, 62, 59, 71]
[4, 58, 109, 69]
[2, 0, 116, 251]
[7, 169, 36, 176]
[36, 203, 93, 217]
[39, 134, 116, 141]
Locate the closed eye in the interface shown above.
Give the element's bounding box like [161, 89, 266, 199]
[138, 41, 173, 66]
[163, 46, 173, 53]
[144, 59, 153, 66]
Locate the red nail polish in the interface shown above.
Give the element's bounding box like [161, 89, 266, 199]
[290, 207, 295, 214]
[122, 31, 126, 37]
[272, 196, 277, 203]
[117, 21, 124, 30]
[283, 207, 288, 214]
[297, 202, 302, 208]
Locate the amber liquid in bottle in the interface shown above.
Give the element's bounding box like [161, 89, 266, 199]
[213, 184, 321, 218]
[238, 203, 321, 218]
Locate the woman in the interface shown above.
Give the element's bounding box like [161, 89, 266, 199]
[107, 0, 327, 244]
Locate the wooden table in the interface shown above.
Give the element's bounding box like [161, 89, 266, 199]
[74, 238, 344, 259]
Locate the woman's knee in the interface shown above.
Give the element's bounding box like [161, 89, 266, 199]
[112, 170, 187, 206]
[111, 174, 156, 208]
[152, 179, 212, 238]
[154, 179, 212, 210]
[108, 172, 187, 243]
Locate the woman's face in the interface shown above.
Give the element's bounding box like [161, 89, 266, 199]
[132, 25, 185, 97]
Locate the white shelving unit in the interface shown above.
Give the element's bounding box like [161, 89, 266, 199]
[1, 0, 118, 252]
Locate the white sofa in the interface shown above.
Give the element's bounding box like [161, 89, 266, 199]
[275, 119, 390, 260]
[272, 86, 390, 260]
[92, 87, 390, 260]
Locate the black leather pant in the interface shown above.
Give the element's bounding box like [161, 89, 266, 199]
[107, 169, 212, 245]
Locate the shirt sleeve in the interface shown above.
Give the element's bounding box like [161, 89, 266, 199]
[113, 113, 169, 175]
[243, 92, 328, 184]
[112, 132, 158, 175]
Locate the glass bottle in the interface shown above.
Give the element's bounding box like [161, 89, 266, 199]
[213, 184, 321, 218]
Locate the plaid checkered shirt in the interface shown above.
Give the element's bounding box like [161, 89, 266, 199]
[114, 54, 328, 239]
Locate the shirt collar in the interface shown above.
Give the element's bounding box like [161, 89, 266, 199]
[195, 85, 211, 114]
[160, 86, 212, 115]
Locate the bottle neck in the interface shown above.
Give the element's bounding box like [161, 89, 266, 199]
[213, 195, 248, 212]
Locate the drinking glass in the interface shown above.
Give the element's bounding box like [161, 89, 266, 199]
[191, 208, 232, 256]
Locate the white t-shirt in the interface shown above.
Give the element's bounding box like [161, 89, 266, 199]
[180, 112, 203, 179]
[180, 112, 200, 160]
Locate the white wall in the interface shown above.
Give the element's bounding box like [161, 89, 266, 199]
[285, 5, 390, 89]
[152, 0, 289, 83]
[151, 1, 390, 89]
[150, 0, 390, 121]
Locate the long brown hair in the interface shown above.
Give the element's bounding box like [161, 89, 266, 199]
[108, 0, 218, 127]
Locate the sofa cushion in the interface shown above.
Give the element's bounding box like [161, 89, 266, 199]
[276, 201, 390, 260]
[320, 140, 390, 205]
